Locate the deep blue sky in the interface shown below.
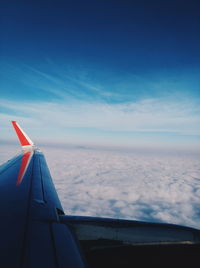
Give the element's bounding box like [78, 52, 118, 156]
[0, 0, 200, 148]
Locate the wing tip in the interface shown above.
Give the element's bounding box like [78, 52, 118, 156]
[11, 121, 34, 149]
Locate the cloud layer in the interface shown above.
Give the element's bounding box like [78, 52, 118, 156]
[0, 144, 199, 229]
[41, 146, 200, 229]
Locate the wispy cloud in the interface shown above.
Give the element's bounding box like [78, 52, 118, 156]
[0, 62, 200, 148]
[2, 62, 200, 104]
[0, 96, 199, 133]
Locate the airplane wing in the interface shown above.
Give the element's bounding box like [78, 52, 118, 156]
[0, 122, 86, 268]
[0, 122, 199, 268]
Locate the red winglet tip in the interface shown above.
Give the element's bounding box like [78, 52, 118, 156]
[11, 121, 34, 148]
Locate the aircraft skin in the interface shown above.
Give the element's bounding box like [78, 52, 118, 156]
[0, 122, 85, 268]
[0, 122, 199, 268]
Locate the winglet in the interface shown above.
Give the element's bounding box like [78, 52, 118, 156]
[12, 121, 34, 150]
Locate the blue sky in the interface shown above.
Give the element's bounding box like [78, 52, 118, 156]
[0, 0, 200, 149]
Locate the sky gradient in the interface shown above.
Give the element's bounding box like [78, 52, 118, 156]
[0, 0, 200, 149]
